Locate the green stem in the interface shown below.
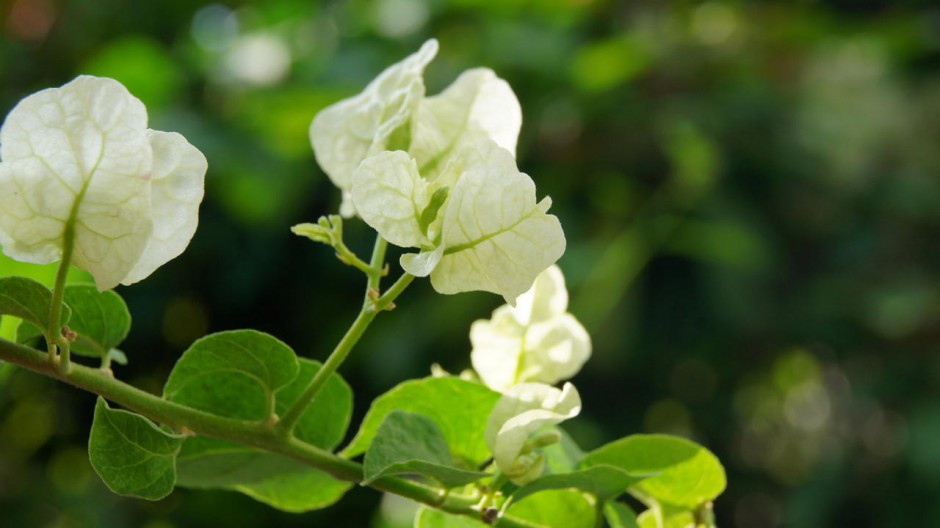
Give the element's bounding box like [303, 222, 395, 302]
[58, 341, 72, 375]
[277, 307, 378, 434]
[594, 498, 604, 528]
[630, 489, 664, 528]
[377, 272, 415, 308]
[0, 335, 541, 528]
[277, 236, 396, 436]
[337, 249, 374, 275]
[0, 335, 358, 477]
[366, 236, 388, 291]
[47, 228, 75, 361]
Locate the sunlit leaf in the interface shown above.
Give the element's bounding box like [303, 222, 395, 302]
[58, 283, 130, 359]
[163, 329, 299, 421]
[0, 276, 70, 336]
[606, 501, 640, 528]
[173, 359, 352, 512]
[415, 507, 487, 528]
[342, 377, 499, 467]
[508, 489, 596, 528]
[583, 434, 726, 509]
[363, 411, 489, 487]
[510, 465, 646, 504]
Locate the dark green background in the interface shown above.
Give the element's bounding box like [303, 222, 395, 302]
[2, 0, 939, 526]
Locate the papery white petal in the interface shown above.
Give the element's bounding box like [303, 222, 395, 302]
[410, 68, 522, 181]
[121, 130, 207, 285]
[517, 314, 591, 387]
[470, 265, 591, 392]
[0, 76, 154, 290]
[400, 246, 444, 277]
[310, 39, 438, 216]
[351, 151, 430, 248]
[470, 306, 525, 392]
[510, 264, 568, 326]
[429, 140, 565, 304]
[484, 382, 581, 484]
[0, 163, 64, 265]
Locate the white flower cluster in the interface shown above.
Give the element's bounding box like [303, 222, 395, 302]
[475, 265, 592, 485]
[471, 265, 591, 392]
[309, 40, 565, 304]
[0, 76, 206, 290]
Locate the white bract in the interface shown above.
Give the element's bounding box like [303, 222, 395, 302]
[353, 139, 565, 303]
[471, 265, 591, 392]
[485, 382, 581, 485]
[310, 39, 563, 302]
[0, 75, 206, 290]
[309, 39, 522, 217]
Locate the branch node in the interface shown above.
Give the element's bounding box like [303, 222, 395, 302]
[61, 325, 77, 342]
[482, 507, 499, 525]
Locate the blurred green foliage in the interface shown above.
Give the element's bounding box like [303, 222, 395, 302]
[2, 0, 940, 527]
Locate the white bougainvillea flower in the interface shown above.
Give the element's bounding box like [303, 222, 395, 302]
[0, 75, 207, 290]
[310, 39, 438, 217]
[352, 139, 565, 303]
[470, 265, 591, 392]
[409, 67, 521, 181]
[309, 39, 522, 217]
[485, 382, 581, 485]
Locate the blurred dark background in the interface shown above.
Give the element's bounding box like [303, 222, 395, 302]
[2, 1, 940, 527]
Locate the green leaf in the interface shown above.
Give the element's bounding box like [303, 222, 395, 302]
[636, 506, 696, 528]
[508, 489, 596, 528]
[415, 507, 487, 528]
[606, 502, 640, 528]
[88, 397, 184, 500]
[415, 489, 596, 528]
[15, 320, 44, 347]
[363, 411, 489, 487]
[0, 276, 70, 334]
[231, 470, 351, 513]
[510, 465, 646, 504]
[542, 427, 585, 473]
[60, 283, 131, 359]
[163, 330, 299, 420]
[173, 359, 353, 512]
[342, 377, 500, 466]
[582, 434, 726, 509]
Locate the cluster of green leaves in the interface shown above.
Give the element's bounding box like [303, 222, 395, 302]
[0, 273, 725, 526]
[0, 277, 127, 366]
[355, 378, 725, 527]
[94, 329, 354, 512]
